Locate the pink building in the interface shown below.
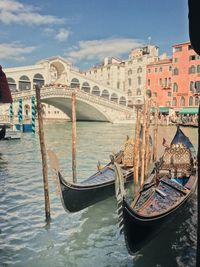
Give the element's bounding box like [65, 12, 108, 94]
[146, 41, 200, 115]
[171, 41, 200, 112]
[146, 58, 172, 110]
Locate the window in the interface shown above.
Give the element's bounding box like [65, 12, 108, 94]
[153, 92, 157, 97]
[128, 78, 131, 87]
[148, 79, 150, 86]
[169, 66, 172, 71]
[188, 44, 193, 50]
[174, 58, 178, 63]
[128, 69, 132, 75]
[195, 97, 199, 106]
[117, 82, 120, 89]
[189, 65, 196, 74]
[148, 68, 151, 73]
[168, 92, 172, 97]
[164, 78, 167, 87]
[159, 67, 162, 72]
[155, 68, 157, 72]
[174, 46, 182, 52]
[168, 78, 171, 85]
[137, 88, 141, 95]
[173, 68, 179, 75]
[189, 55, 196, 60]
[172, 97, 177, 106]
[190, 81, 194, 91]
[195, 81, 200, 93]
[180, 96, 185, 106]
[197, 65, 200, 73]
[159, 78, 162, 86]
[137, 67, 142, 73]
[189, 96, 193, 106]
[173, 83, 178, 92]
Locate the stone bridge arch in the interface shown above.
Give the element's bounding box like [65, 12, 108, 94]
[41, 94, 112, 122]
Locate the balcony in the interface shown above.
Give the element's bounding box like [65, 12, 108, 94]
[161, 83, 172, 90]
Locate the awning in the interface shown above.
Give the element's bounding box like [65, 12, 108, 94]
[151, 107, 169, 113]
[159, 107, 169, 113]
[179, 107, 199, 114]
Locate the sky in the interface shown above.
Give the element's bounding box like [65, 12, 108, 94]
[0, 0, 189, 71]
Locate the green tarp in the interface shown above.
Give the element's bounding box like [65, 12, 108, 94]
[179, 108, 199, 114]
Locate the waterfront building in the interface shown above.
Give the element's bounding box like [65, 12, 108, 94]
[84, 45, 160, 107]
[146, 41, 200, 116]
[171, 41, 200, 112]
[124, 45, 159, 107]
[84, 57, 126, 92]
[146, 57, 172, 110]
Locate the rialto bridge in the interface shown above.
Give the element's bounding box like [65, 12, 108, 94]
[3, 56, 138, 123]
[10, 86, 135, 123]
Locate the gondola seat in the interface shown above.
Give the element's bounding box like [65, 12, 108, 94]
[160, 143, 192, 177]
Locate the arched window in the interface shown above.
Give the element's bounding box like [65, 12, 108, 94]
[189, 65, 196, 74]
[195, 96, 199, 106]
[128, 78, 131, 87]
[110, 93, 118, 103]
[7, 77, 17, 91]
[197, 65, 200, 73]
[70, 78, 80, 88]
[81, 82, 90, 93]
[137, 88, 141, 95]
[101, 89, 109, 99]
[189, 96, 193, 106]
[180, 96, 185, 106]
[119, 96, 126, 106]
[33, 73, 44, 87]
[173, 83, 178, 92]
[19, 75, 31, 91]
[91, 86, 100, 96]
[137, 66, 142, 73]
[127, 89, 132, 96]
[173, 68, 179, 75]
[172, 97, 177, 106]
[128, 69, 132, 75]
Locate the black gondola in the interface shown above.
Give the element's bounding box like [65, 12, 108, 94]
[48, 139, 135, 212]
[115, 126, 197, 255]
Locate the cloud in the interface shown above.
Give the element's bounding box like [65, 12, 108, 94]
[0, 42, 36, 61]
[55, 28, 70, 42]
[0, 0, 64, 25]
[65, 38, 143, 62]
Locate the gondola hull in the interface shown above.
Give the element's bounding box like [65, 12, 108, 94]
[122, 181, 196, 254]
[115, 126, 198, 254]
[59, 169, 133, 212]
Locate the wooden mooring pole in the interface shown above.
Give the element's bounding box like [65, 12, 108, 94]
[153, 102, 159, 162]
[72, 91, 77, 183]
[35, 85, 51, 223]
[134, 108, 141, 196]
[140, 100, 147, 186]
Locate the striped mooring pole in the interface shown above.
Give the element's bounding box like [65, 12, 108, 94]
[31, 96, 35, 133]
[9, 102, 14, 121]
[18, 97, 23, 130]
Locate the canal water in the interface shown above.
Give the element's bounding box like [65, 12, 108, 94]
[0, 122, 198, 267]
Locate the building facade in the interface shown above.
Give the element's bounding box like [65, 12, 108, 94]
[171, 41, 200, 110]
[146, 58, 172, 108]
